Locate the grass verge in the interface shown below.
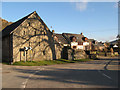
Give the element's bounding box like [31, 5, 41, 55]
[12, 59, 92, 66]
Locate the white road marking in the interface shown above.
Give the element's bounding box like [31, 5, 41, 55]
[98, 70, 112, 80]
[102, 73, 112, 80]
[21, 67, 44, 89]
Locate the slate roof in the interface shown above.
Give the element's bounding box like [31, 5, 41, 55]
[97, 42, 104, 46]
[110, 40, 118, 45]
[54, 33, 68, 44]
[117, 34, 120, 38]
[88, 39, 95, 42]
[1, 11, 51, 38]
[62, 33, 85, 44]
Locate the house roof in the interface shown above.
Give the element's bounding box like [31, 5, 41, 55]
[110, 40, 118, 45]
[97, 42, 104, 46]
[62, 33, 85, 43]
[117, 34, 120, 38]
[1, 11, 51, 37]
[88, 39, 95, 42]
[54, 33, 68, 44]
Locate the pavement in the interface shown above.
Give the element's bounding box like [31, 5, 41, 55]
[2, 56, 120, 88]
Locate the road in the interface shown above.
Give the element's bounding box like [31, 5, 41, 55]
[2, 56, 119, 88]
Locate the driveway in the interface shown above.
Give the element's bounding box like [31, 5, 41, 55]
[2, 56, 119, 88]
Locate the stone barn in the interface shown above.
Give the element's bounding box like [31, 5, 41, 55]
[1, 11, 59, 63]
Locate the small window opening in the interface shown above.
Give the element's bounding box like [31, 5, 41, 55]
[34, 31, 36, 36]
[44, 32, 46, 35]
[24, 31, 25, 35]
[29, 42, 31, 46]
[28, 22, 30, 26]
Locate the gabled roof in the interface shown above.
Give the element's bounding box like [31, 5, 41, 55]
[62, 33, 84, 43]
[1, 11, 34, 37]
[1, 11, 51, 37]
[54, 33, 68, 44]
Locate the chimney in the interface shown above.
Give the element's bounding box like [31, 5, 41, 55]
[81, 32, 83, 35]
[33, 11, 36, 14]
[52, 30, 55, 33]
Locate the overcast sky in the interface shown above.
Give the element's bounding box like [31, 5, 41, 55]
[2, 2, 118, 42]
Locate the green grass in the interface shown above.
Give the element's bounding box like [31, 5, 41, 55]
[12, 59, 92, 66]
[2, 61, 10, 65]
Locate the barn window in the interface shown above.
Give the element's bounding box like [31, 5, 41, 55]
[34, 31, 36, 36]
[29, 42, 31, 46]
[44, 32, 46, 35]
[24, 31, 25, 35]
[28, 22, 30, 26]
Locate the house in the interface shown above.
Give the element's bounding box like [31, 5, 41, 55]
[1, 11, 61, 63]
[109, 40, 118, 53]
[53, 33, 92, 59]
[54, 32, 91, 51]
[110, 40, 118, 48]
[53, 33, 70, 59]
[62, 33, 90, 50]
[97, 42, 105, 51]
[88, 39, 98, 51]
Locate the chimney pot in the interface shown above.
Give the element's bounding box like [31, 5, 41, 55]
[52, 30, 55, 33]
[81, 32, 83, 35]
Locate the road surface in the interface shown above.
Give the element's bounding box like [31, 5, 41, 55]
[2, 56, 119, 88]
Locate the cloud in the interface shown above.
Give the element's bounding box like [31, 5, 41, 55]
[76, 2, 88, 11]
[70, 0, 88, 11]
[114, 2, 118, 8]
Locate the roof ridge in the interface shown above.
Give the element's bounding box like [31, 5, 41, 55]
[63, 33, 81, 35]
[1, 11, 39, 37]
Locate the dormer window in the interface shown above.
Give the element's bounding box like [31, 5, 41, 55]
[72, 37, 76, 42]
[78, 42, 83, 45]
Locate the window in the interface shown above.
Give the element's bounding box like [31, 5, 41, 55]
[73, 46, 76, 49]
[39, 42, 40, 46]
[28, 22, 30, 26]
[24, 31, 25, 35]
[44, 32, 46, 35]
[29, 42, 31, 46]
[78, 42, 83, 45]
[34, 31, 36, 36]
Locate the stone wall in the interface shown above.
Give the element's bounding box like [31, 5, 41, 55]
[12, 12, 56, 62]
[55, 43, 63, 59]
[2, 35, 11, 62]
[68, 49, 87, 60]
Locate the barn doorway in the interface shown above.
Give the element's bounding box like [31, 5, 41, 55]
[61, 46, 68, 59]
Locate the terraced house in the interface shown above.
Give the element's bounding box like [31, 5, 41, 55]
[1, 11, 98, 63]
